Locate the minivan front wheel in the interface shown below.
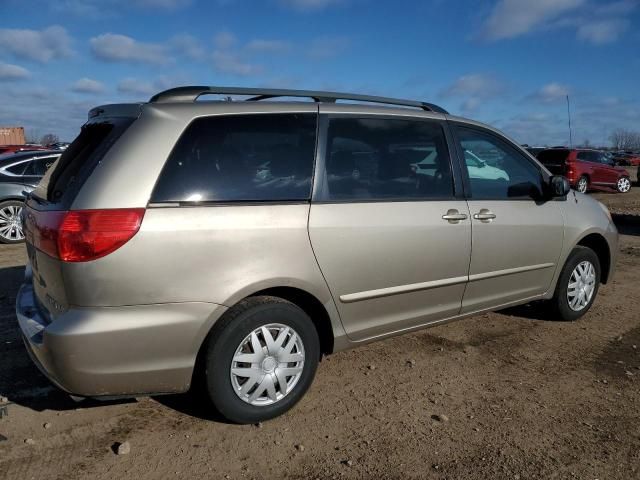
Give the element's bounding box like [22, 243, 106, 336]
[548, 246, 601, 321]
[617, 177, 631, 193]
[0, 200, 25, 244]
[203, 296, 320, 423]
[576, 176, 589, 194]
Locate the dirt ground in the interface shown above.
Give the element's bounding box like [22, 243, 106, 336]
[1, 170, 639, 480]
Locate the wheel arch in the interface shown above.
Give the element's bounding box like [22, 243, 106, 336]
[576, 233, 612, 284]
[247, 287, 335, 356]
[190, 285, 339, 393]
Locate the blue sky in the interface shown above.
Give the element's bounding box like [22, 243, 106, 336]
[0, 0, 639, 145]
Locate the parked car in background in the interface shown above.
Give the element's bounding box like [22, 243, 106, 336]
[0, 150, 60, 243]
[611, 151, 640, 166]
[46, 142, 70, 151]
[0, 144, 50, 155]
[16, 86, 618, 423]
[524, 146, 546, 158]
[537, 148, 632, 194]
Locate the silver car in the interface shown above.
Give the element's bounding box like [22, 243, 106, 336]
[16, 87, 618, 423]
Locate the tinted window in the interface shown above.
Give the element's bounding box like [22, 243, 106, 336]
[456, 126, 543, 200]
[23, 157, 56, 176]
[323, 118, 453, 200]
[151, 114, 317, 203]
[35, 119, 134, 205]
[6, 161, 28, 175]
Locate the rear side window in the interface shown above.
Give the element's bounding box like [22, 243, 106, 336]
[322, 117, 453, 201]
[23, 157, 56, 176]
[151, 113, 317, 203]
[6, 161, 28, 175]
[34, 119, 134, 205]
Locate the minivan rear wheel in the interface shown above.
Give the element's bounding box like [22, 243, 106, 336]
[203, 296, 320, 423]
[0, 200, 25, 244]
[547, 246, 600, 321]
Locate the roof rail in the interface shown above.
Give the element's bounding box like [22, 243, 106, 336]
[148, 86, 448, 114]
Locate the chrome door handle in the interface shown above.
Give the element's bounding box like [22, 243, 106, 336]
[473, 210, 496, 221]
[442, 209, 468, 223]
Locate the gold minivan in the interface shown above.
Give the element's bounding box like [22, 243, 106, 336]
[17, 87, 617, 423]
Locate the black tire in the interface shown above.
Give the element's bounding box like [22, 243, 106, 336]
[547, 246, 600, 321]
[203, 295, 320, 424]
[576, 176, 589, 194]
[0, 200, 25, 244]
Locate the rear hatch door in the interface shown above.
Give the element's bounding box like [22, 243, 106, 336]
[24, 112, 137, 321]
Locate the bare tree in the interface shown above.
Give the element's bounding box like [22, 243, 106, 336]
[24, 128, 41, 144]
[40, 133, 59, 146]
[609, 128, 640, 151]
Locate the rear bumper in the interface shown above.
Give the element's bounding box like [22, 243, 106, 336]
[16, 281, 227, 397]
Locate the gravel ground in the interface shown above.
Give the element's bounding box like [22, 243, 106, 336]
[1, 176, 639, 480]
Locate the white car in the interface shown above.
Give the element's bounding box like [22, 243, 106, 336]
[464, 150, 509, 181]
[410, 148, 509, 182]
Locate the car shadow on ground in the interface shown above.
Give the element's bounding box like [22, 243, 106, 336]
[613, 213, 640, 237]
[0, 265, 134, 412]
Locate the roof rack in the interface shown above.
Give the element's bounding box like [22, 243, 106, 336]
[148, 86, 448, 114]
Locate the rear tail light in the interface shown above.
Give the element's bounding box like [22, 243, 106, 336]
[26, 208, 145, 262]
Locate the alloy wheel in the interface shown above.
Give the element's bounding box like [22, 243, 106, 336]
[0, 204, 24, 242]
[567, 260, 596, 311]
[617, 177, 631, 193]
[230, 323, 305, 406]
[577, 177, 588, 193]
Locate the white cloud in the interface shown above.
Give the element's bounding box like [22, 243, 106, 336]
[117, 75, 185, 97]
[90, 33, 169, 65]
[246, 39, 292, 53]
[54, 0, 190, 17]
[71, 77, 106, 94]
[577, 19, 629, 45]
[0, 62, 30, 81]
[170, 34, 206, 60]
[441, 73, 504, 99]
[117, 77, 157, 96]
[529, 82, 571, 104]
[214, 31, 237, 49]
[278, 0, 344, 11]
[131, 0, 190, 8]
[481, 0, 585, 41]
[212, 51, 262, 76]
[0, 25, 73, 63]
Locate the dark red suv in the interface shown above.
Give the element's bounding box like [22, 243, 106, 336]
[537, 148, 632, 194]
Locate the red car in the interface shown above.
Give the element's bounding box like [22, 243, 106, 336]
[0, 144, 49, 155]
[612, 152, 640, 166]
[537, 148, 632, 194]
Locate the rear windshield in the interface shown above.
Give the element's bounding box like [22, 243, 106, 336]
[151, 113, 317, 203]
[32, 118, 134, 205]
[537, 149, 569, 165]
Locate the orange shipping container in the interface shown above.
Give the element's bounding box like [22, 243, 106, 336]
[0, 126, 26, 145]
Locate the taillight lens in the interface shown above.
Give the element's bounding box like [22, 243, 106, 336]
[26, 208, 145, 262]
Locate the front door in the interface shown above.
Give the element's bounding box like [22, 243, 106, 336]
[451, 124, 565, 314]
[309, 114, 471, 341]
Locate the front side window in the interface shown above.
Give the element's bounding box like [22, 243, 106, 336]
[322, 117, 453, 201]
[151, 113, 317, 203]
[456, 126, 543, 200]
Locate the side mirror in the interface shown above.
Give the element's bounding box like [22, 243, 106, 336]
[549, 175, 570, 197]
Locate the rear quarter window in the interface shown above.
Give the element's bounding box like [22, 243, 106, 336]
[33, 118, 134, 206]
[151, 113, 317, 203]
